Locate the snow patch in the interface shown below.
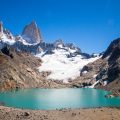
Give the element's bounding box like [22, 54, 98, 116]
[83, 71, 88, 74]
[93, 74, 97, 78]
[1, 34, 15, 45]
[103, 80, 108, 86]
[89, 80, 100, 88]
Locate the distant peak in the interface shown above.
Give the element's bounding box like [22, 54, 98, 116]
[0, 21, 3, 37]
[22, 21, 42, 43]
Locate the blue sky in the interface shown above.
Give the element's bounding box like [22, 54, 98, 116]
[0, 0, 120, 53]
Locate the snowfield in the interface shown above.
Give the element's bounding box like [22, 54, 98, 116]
[36, 48, 100, 82]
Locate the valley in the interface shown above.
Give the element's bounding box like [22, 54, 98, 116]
[0, 21, 120, 120]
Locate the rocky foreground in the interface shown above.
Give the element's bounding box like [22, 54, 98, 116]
[0, 106, 120, 120]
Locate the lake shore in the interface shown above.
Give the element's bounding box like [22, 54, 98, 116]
[0, 106, 120, 120]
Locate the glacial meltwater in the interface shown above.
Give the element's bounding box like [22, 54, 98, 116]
[0, 88, 120, 110]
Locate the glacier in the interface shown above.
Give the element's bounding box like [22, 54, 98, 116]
[36, 46, 100, 82]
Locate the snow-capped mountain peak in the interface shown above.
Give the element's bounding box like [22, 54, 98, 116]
[0, 22, 15, 46]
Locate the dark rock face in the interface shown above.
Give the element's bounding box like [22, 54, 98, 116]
[54, 39, 64, 48]
[40, 42, 54, 52]
[66, 43, 75, 49]
[66, 43, 82, 54]
[102, 38, 120, 83]
[96, 68, 108, 81]
[94, 38, 120, 96]
[102, 38, 120, 59]
[1, 46, 13, 58]
[108, 47, 120, 62]
[80, 65, 92, 76]
[22, 21, 42, 43]
[80, 53, 91, 59]
[107, 62, 120, 83]
[13, 41, 41, 54]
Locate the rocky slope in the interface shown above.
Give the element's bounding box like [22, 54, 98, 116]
[97, 38, 120, 96]
[0, 46, 66, 91]
[70, 38, 120, 96]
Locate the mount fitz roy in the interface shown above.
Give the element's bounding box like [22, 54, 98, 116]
[0, 21, 120, 96]
[22, 21, 42, 44]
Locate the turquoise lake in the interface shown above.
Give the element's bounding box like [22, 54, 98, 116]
[0, 88, 120, 110]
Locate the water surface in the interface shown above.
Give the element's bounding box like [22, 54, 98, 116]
[0, 88, 120, 110]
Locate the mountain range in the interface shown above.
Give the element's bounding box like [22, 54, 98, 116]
[0, 21, 120, 96]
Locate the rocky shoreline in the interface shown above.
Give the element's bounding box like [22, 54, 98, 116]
[0, 106, 119, 120]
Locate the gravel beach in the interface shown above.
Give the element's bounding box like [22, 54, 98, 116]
[0, 106, 120, 120]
